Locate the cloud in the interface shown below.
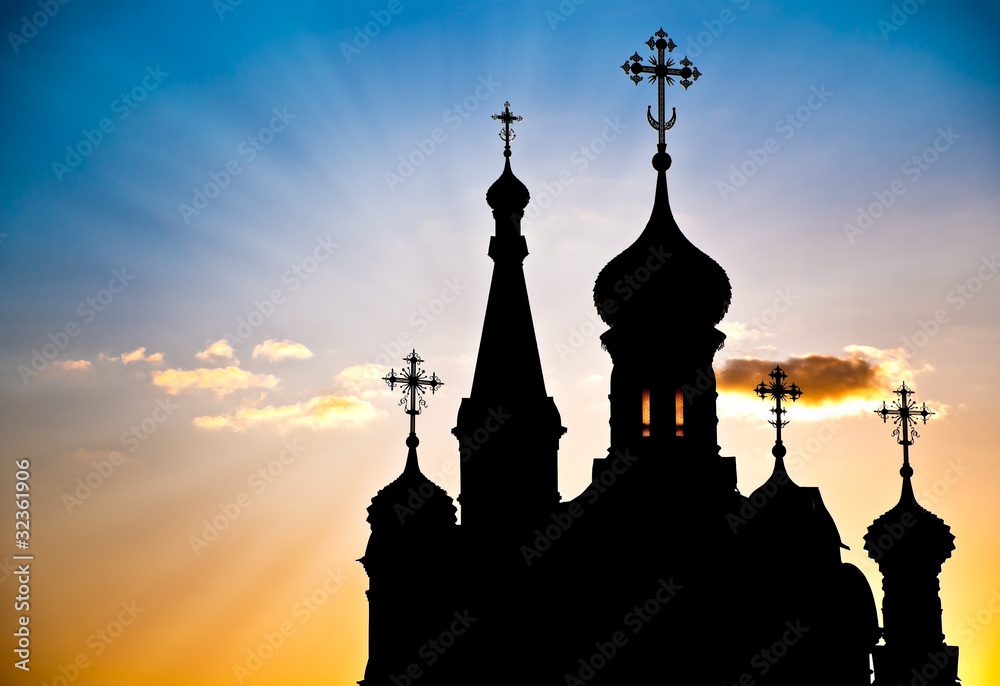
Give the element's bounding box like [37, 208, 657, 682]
[193, 393, 377, 432]
[335, 364, 387, 395]
[195, 339, 235, 363]
[718, 321, 775, 346]
[191, 364, 391, 432]
[252, 339, 314, 362]
[152, 366, 279, 397]
[53, 360, 91, 372]
[101, 347, 164, 365]
[714, 345, 934, 421]
[123, 347, 164, 364]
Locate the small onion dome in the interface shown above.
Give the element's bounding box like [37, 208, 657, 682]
[366, 434, 456, 531]
[593, 169, 730, 327]
[863, 466, 955, 567]
[486, 157, 530, 213]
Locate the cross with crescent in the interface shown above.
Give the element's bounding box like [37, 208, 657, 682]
[621, 28, 702, 149]
[874, 381, 933, 475]
[755, 365, 803, 458]
[383, 349, 444, 436]
[492, 101, 523, 158]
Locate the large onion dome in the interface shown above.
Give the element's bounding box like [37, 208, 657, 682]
[593, 168, 730, 328]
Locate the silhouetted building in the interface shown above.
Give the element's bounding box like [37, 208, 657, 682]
[360, 32, 961, 686]
[865, 384, 960, 686]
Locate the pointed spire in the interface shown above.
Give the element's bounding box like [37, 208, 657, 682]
[471, 101, 547, 399]
[453, 103, 565, 534]
[895, 456, 919, 510]
[401, 431, 421, 477]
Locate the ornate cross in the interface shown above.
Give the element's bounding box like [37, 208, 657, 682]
[492, 101, 523, 158]
[755, 365, 803, 458]
[383, 349, 443, 436]
[621, 27, 701, 148]
[874, 381, 933, 474]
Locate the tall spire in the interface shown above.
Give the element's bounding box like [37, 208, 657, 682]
[454, 101, 565, 535]
[473, 101, 545, 399]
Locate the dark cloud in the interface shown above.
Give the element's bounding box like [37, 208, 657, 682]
[718, 351, 888, 404]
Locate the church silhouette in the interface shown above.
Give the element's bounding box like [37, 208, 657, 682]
[359, 29, 961, 686]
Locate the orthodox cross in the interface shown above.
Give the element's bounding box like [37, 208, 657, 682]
[492, 101, 523, 158]
[874, 381, 933, 475]
[755, 365, 803, 458]
[621, 27, 701, 148]
[383, 349, 443, 436]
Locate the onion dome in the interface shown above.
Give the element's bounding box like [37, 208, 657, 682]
[863, 464, 955, 568]
[486, 157, 530, 215]
[593, 167, 730, 328]
[366, 433, 456, 531]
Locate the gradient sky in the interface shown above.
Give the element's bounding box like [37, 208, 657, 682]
[1, 1, 998, 685]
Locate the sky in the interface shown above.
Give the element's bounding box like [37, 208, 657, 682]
[0, 1, 998, 684]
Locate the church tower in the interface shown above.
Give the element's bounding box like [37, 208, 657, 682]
[453, 102, 566, 544]
[592, 30, 733, 492]
[359, 352, 457, 686]
[864, 383, 960, 686]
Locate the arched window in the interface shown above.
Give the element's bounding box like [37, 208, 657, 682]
[675, 389, 684, 437]
[642, 388, 650, 437]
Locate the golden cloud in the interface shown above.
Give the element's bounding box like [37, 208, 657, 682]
[122, 347, 164, 364]
[334, 363, 387, 394]
[715, 346, 933, 421]
[100, 347, 164, 365]
[152, 366, 279, 397]
[252, 339, 314, 361]
[195, 339, 235, 362]
[53, 360, 92, 371]
[193, 393, 377, 432]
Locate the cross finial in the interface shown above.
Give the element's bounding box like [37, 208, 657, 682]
[755, 365, 803, 459]
[621, 27, 701, 169]
[383, 349, 444, 439]
[492, 101, 523, 158]
[874, 381, 933, 477]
